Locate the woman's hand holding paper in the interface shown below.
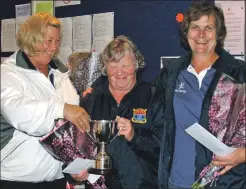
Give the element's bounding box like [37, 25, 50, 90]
[72, 169, 89, 182]
[212, 148, 246, 175]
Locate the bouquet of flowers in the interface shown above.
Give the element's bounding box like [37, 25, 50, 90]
[192, 74, 246, 189]
[39, 119, 96, 164]
[192, 163, 222, 189]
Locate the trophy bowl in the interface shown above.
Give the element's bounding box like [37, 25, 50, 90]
[87, 120, 118, 175]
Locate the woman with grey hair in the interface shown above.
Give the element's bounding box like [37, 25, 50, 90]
[101, 35, 145, 75]
[72, 35, 159, 189]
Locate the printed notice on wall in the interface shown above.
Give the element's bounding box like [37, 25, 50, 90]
[16, 3, 31, 17]
[15, 3, 31, 50]
[234, 55, 245, 61]
[215, 1, 245, 55]
[54, 0, 80, 7]
[92, 12, 114, 53]
[59, 17, 73, 49]
[92, 38, 112, 53]
[1, 19, 16, 52]
[92, 12, 114, 40]
[160, 56, 180, 69]
[56, 47, 73, 65]
[32, 0, 54, 15]
[73, 15, 92, 51]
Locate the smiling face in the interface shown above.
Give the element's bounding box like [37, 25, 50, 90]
[35, 26, 61, 65]
[187, 14, 217, 56]
[107, 52, 137, 92]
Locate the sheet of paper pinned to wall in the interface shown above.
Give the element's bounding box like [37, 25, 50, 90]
[93, 12, 114, 40]
[56, 47, 73, 65]
[215, 1, 245, 55]
[15, 4, 31, 50]
[92, 12, 114, 53]
[160, 56, 180, 69]
[54, 0, 80, 7]
[1, 19, 16, 52]
[73, 15, 92, 52]
[92, 38, 113, 53]
[234, 55, 245, 61]
[32, 0, 54, 15]
[59, 17, 73, 49]
[15, 3, 31, 18]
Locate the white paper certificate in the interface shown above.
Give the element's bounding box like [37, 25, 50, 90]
[62, 158, 101, 184]
[185, 123, 236, 156]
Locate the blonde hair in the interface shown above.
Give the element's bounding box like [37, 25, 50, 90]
[101, 35, 144, 75]
[16, 12, 61, 56]
[67, 52, 91, 84]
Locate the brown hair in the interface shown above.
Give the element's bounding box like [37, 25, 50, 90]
[101, 35, 144, 75]
[180, 1, 227, 50]
[16, 12, 61, 56]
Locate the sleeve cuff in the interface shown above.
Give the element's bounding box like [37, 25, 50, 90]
[56, 101, 65, 119]
[128, 129, 139, 147]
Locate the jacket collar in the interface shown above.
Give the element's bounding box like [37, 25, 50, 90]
[16, 50, 60, 71]
[211, 47, 237, 72]
[168, 47, 236, 71]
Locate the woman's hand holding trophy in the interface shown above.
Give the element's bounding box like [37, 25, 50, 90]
[116, 116, 135, 141]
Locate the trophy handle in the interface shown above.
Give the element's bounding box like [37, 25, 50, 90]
[86, 131, 97, 143]
[109, 118, 119, 143]
[86, 116, 97, 142]
[109, 131, 119, 143]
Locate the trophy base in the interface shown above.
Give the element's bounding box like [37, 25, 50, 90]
[88, 167, 117, 175]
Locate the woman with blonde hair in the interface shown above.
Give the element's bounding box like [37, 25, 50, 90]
[0, 13, 90, 189]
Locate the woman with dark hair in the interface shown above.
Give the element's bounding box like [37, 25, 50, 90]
[120, 1, 246, 189]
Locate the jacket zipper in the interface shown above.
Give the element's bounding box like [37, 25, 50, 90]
[1, 139, 26, 163]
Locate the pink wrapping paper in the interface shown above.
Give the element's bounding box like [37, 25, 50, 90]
[39, 119, 96, 164]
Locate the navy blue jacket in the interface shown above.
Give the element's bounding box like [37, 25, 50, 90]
[80, 72, 159, 189]
[131, 48, 246, 189]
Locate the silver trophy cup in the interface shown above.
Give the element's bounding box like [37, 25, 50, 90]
[87, 120, 118, 175]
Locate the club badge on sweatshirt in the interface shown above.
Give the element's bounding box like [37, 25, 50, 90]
[131, 108, 147, 124]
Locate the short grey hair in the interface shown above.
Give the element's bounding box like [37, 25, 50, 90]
[101, 35, 144, 75]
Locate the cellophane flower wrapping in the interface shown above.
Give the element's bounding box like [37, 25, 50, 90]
[39, 119, 96, 164]
[74, 52, 102, 95]
[192, 73, 246, 189]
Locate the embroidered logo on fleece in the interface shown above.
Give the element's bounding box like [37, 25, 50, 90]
[175, 81, 187, 93]
[131, 108, 147, 124]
